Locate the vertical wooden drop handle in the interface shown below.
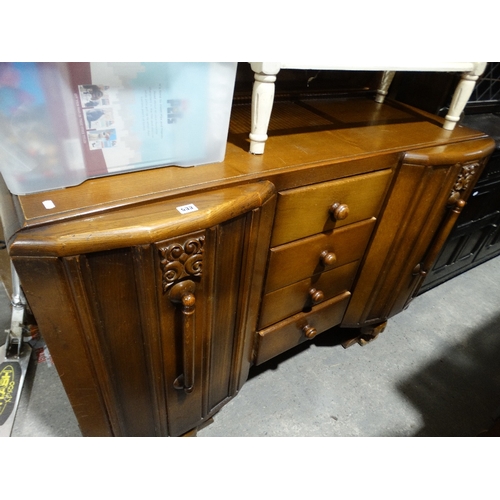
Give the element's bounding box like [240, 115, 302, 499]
[169, 280, 196, 393]
[412, 199, 467, 294]
[421, 199, 467, 276]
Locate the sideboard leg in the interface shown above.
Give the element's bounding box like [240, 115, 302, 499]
[180, 417, 214, 437]
[342, 321, 388, 348]
[181, 427, 198, 437]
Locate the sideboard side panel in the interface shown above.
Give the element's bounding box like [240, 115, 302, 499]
[80, 248, 159, 436]
[235, 195, 277, 390]
[11, 255, 114, 437]
[206, 217, 246, 411]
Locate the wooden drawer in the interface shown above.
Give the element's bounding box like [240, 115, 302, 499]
[255, 292, 351, 365]
[265, 218, 376, 293]
[271, 168, 392, 246]
[259, 261, 358, 328]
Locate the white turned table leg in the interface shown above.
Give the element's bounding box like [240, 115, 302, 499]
[375, 71, 396, 103]
[443, 72, 481, 130]
[249, 71, 278, 154]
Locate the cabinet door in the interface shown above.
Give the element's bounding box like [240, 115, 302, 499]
[154, 220, 263, 437]
[343, 138, 495, 328]
[10, 182, 275, 436]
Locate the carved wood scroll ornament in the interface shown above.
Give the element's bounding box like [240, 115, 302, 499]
[448, 162, 479, 205]
[159, 236, 205, 292]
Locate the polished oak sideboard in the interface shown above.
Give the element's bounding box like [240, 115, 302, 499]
[1, 95, 495, 436]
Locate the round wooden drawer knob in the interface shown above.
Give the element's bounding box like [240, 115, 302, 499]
[320, 250, 337, 266]
[329, 202, 349, 221]
[309, 288, 324, 304]
[302, 324, 317, 339]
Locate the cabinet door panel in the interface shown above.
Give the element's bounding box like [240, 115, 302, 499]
[156, 214, 270, 436]
[156, 230, 207, 437]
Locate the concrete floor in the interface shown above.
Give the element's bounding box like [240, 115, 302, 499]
[2, 255, 500, 437]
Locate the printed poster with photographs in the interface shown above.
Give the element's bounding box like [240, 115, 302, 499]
[73, 63, 211, 173]
[77, 85, 117, 150]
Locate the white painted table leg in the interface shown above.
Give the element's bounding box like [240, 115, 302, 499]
[375, 71, 396, 103]
[443, 68, 484, 130]
[249, 70, 278, 154]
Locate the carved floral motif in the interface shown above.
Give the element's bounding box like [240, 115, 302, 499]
[159, 236, 204, 292]
[448, 162, 479, 204]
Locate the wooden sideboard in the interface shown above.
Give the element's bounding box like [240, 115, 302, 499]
[1, 94, 495, 436]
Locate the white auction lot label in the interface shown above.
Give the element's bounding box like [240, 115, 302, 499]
[176, 203, 199, 214]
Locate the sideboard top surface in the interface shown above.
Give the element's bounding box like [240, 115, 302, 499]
[13, 96, 488, 229]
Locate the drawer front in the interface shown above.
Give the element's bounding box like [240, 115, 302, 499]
[255, 292, 351, 365]
[271, 168, 392, 246]
[259, 261, 359, 328]
[265, 218, 376, 293]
